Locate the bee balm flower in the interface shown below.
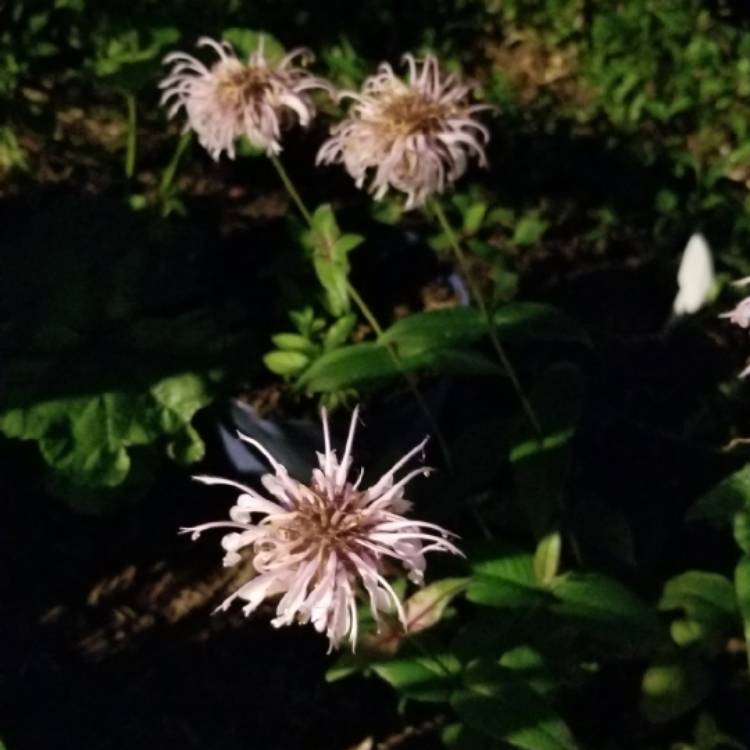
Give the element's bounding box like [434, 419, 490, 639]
[159, 36, 331, 160]
[181, 406, 460, 651]
[317, 54, 490, 209]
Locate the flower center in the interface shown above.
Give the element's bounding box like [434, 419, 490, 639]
[215, 63, 273, 111]
[381, 92, 449, 136]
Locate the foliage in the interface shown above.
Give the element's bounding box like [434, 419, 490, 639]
[5, 0, 750, 748]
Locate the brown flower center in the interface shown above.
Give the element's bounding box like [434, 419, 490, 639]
[381, 92, 449, 136]
[216, 64, 273, 111]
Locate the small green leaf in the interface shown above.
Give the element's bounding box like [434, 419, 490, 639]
[334, 233, 364, 256]
[641, 656, 712, 724]
[263, 350, 310, 377]
[687, 465, 750, 523]
[512, 211, 548, 246]
[534, 531, 562, 585]
[463, 201, 489, 235]
[323, 314, 357, 350]
[271, 333, 318, 354]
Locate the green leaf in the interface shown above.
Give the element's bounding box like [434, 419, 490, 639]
[551, 572, 663, 648]
[512, 211, 548, 246]
[371, 652, 461, 702]
[467, 544, 550, 609]
[263, 350, 310, 377]
[640, 656, 712, 724]
[463, 201, 489, 235]
[380, 307, 486, 357]
[733, 511, 750, 555]
[0, 371, 213, 509]
[734, 556, 750, 662]
[443, 723, 505, 750]
[380, 303, 588, 359]
[363, 578, 468, 655]
[659, 571, 738, 628]
[304, 205, 357, 316]
[323, 314, 357, 350]
[271, 333, 318, 354]
[534, 531, 562, 585]
[298, 343, 397, 393]
[222, 28, 285, 62]
[686, 465, 750, 523]
[453, 660, 579, 750]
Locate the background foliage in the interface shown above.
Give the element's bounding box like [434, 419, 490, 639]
[5, 1, 750, 749]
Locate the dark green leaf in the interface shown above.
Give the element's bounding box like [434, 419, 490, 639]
[453, 660, 579, 750]
[686, 465, 750, 523]
[640, 656, 712, 724]
[467, 544, 550, 609]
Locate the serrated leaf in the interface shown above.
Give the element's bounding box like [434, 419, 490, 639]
[467, 544, 549, 609]
[371, 652, 461, 702]
[453, 660, 579, 750]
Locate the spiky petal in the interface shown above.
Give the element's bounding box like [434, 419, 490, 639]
[317, 54, 490, 209]
[181, 407, 461, 651]
[159, 36, 332, 160]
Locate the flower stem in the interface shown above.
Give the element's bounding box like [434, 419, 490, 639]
[431, 199, 541, 436]
[124, 92, 137, 179]
[268, 155, 454, 470]
[269, 154, 313, 225]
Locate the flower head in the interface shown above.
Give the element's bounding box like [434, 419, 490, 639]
[181, 406, 460, 651]
[317, 54, 491, 209]
[159, 36, 331, 160]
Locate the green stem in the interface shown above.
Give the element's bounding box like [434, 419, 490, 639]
[269, 154, 313, 225]
[431, 199, 541, 436]
[269, 155, 454, 470]
[159, 131, 192, 199]
[124, 92, 137, 179]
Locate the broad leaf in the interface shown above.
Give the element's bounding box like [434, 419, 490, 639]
[659, 571, 737, 628]
[453, 660, 579, 750]
[467, 544, 550, 609]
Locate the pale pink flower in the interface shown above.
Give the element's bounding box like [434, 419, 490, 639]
[181, 406, 461, 651]
[159, 36, 331, 160]
[720, 297, 750, 329]
[317, 54, 491, 209]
